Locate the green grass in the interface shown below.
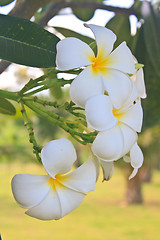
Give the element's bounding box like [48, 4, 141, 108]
[0, 162, 160, 240]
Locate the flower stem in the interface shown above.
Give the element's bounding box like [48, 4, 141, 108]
[23, 100, 96, 145]
[0, 89, 19, 101]
[19, 101, 42, 163]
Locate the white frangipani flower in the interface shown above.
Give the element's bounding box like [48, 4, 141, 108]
[85, 92, 143, 161]
[11, 138, 96, 220]
[131, 68, 147, 99]
[56, 24, 135, 108]
[124, 142, 144, 179]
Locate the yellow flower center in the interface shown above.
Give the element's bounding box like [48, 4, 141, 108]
[89, 51, 112, 75]
[48, 174, 68, 191]
[112, 109, 124, 121]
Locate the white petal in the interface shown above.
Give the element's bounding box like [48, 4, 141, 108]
[103, 69, 133, 109]
[121, 100, 143, 133]
[85, 24, 117, 57]
[85, 95, 118, 131]
[119, 123, 138, 157]
[55, 183, 86, 218]
[130, 142, 144, 169]
[135, 68, 147, 99]
[92, 125, 123, 161]
[69, 66, 104, 107]
[26, 190, 61, 220]
[11, 174, 50, 209]
[121, 80, 139, 109]
[129, 168, 138, 180]
[100, 160, 114, 181]
[41, 139, 77, 178]
[56, 37, 94, 71]
[108, 42, 135, 74]
[59, 158, 96, 193]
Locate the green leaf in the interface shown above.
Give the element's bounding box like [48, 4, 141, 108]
[72, 0, 94, 21]
[0, 0, 14, 6]
[141, 2, 160, 77]
[0, 14, 60, 68]
[0, 97, 16, 115]
[55, 27, 93, 45]
[106, 14, 131, 48]
[131, 27, 160, 129]
[72, 0, 103, 21]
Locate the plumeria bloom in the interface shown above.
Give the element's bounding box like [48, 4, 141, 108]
[123, 142, 144, 179]
[11, 138, 96, 220]
[85, 92, 143, 162]
[131, 68, 147, 99]
[56, 24, 135, 108]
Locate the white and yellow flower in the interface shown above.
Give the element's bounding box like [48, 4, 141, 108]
[11, 138, 97, 220]
[85, 92, 143, 162]
[56, 24, 135, 108]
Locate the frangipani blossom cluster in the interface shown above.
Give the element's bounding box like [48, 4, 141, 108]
[11, 24, 146, 221]
[56, 24, 146, 180]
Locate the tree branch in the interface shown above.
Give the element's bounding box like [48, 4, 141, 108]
[65, 1, 137, 16]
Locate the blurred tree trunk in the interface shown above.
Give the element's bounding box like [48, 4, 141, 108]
[125, 168, 143, 204]
[140, 167, 152, 183]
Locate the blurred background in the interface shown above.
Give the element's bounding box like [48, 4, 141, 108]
[0, 0, 160, 239]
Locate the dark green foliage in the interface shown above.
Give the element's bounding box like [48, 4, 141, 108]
[0, 14, 60, 68]
[141, 1, 160, 77]
[0, 97, 16, 115]
[106, 14, 131, 48]
[0, 0, 14, 6]
[72, 0, 103, 21]
[130, 28, 160, 129]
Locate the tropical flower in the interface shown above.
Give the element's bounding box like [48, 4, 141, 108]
[85, 92, 143, 162]
[56, 24, 135, 108]
[11, 138, 97, 220]
[123, 142, 144, 179]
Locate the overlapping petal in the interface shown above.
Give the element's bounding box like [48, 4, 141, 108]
[11, 174, 50, 209]
[108, 42, 135, 74]
[121, 80, 139, 110]
[70, 66, 104, 108]
[120, 100, 143, 133]
[102, 69, 133, 109]
[41, 138, 77, 178]
[56, 37, 94, 71]
[119, 123, 138, 157]
[26, 190, 61, 220]
[130, 142, 143, 169]
[55, 182, 86, 218]
[135, 68, 147, 99]
[60, 158, 96, 193]
[92, 125, 124, 161]
[85, 24, 117, 57]
[123, 143, 144, 180]
[85, 95, 117, 131]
